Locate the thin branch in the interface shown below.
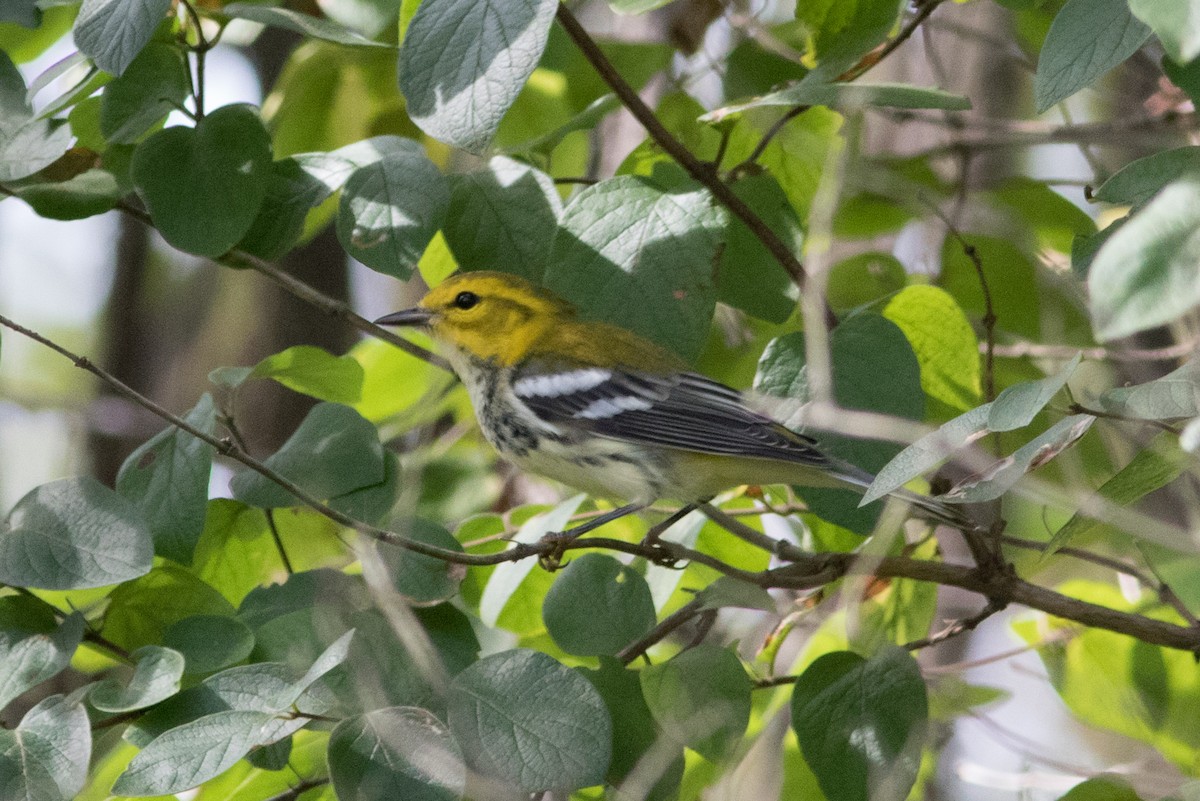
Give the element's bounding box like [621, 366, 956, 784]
[618, 598, 703, 664]
[262, 778, 330, 801]
[921, 194, 996, 403]
[554, 4, 825, 316]
[841, 0, 949, 82]
[12, 587, 135, 663]
[734, 105, 809, 171]
[989, 338, 1196, 363]
[906, 111, 1198, 159]
[902, 598, 1006, 650]
[219, 412, 294, 573]
[109, 197, 449, 371]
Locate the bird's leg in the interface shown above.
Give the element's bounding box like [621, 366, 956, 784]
[641, 504, 696, 546]
[544, 503, 645, 544]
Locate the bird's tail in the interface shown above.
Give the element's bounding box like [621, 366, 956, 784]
[826, 460, 977, 531]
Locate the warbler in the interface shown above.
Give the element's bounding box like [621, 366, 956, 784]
[376, 271, 967, 529]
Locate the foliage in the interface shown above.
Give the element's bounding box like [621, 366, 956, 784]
[1, 0, 1200, 799]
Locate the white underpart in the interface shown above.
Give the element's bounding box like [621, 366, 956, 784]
[575, 396, 653, 419]
[513, 368, 611, 398]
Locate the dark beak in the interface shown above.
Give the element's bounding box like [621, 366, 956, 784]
[374, 307, 434, 327]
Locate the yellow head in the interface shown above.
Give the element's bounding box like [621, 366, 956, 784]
[375, 271, 576, 366]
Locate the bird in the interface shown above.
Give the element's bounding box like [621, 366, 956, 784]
[375, 271, 970, 535]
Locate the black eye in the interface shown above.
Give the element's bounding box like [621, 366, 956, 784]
[453, 291, 480, 310]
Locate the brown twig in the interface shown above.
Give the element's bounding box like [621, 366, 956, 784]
[554, 5, 823, 315]
[988, 338, 1196, 362]
[261, 778, 330, 801]
[618, 598, 704, 664]
[902, 598, 1006, 650]
[107, 197, 449, 371]
[920, 195, 996, 403]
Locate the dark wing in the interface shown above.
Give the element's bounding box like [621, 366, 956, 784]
[511, 361, 833, 469]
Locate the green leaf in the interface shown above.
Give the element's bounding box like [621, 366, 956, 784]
[545, 175, 727, 361]
[707, 82, 970, 121]
[163, 614, 256, 675]
[1057, 776, 1145, 801]
[542, 553, 656, 656]
[443, 156, 562, 281]
[1088, 177, 1200, 341]
[0, 476, 152, 590]
[0, 599, 84, 709]
[1128, 0, 1200, 64]
[800, 0, 905, 82]
[130, 631, 352, 747]
[0, 694, 91, 801]
[695, 575, 776, 612]
[1093, 147, 1200, 207]
[609, 0, 676, 13]
[0, 52, 73, 181]
[336, 145, 449, 279]
[479, 496, 583, 630]
[116, 392, 216, 565]
[827, 253, 907, 311]
[1016, 580, 1200, 771]
[7, 159, 126, 220]
[940, 234, 1041, 338]
[640, 643, 752, 763]
[756, 313, 924, 532]
[90, 645, 185, 712]
[0, 0, 39, 27]
[223, 4, 393, 47]
[230, 402, 385, 508]
[926, 676, 1007, 721]
[447, 649, 611, 792]
[236, 157, 332, 260]
[581, 657, 684, 796]
[750, 106, 843, 221]
[194, 502, 348, 605]
[881, 285, 981, 413]
[863, 404, 991, 504]
[1047, 432, 1189, 555]
[132, 104, 273, 257]
[245, 735, 292, 772]
[73, 0, 172, 74]
[987, 352, 1081, 432]
[512, 93, 620, 155]
[791, 647, 927, 801]
[98, 41, 189, 144]
[1164, 55, 1200, 106]
[102, 564, 236, 651]
[250, 345, 364, 405]
[399, 0, 557, 151]
[328, 451, 402, 526]
[942, 414, 1095, 503]
[1097, 358, 1200, 420]
[1033, 0, 1150, 112]
[717, 174, 799, 324]
[294, 136, 417, 197]
[328, 707, 466, 801]
[372, 518, 465, 605]
[989, 177, 1096, 254]
[114, 709, 279, 796]
[316, 0, 399, 38]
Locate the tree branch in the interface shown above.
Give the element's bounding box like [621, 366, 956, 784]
[108, 196, 449, 371]
[554, 4, 825, 318]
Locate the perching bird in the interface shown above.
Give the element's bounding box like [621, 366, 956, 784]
[376, 271, 968, 531]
